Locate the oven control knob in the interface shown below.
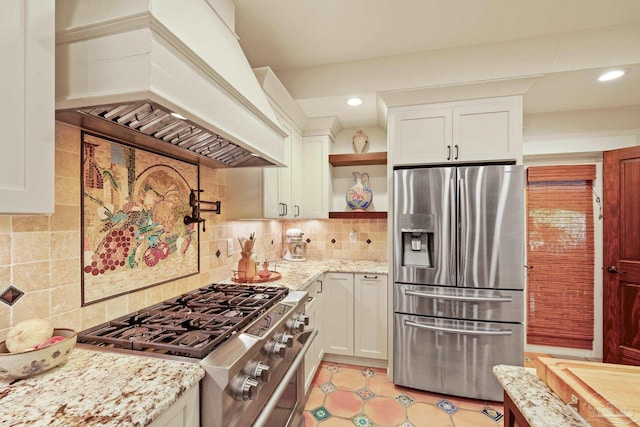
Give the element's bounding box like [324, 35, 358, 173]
[272, 341, 287, 358]
[234, 375, 259, 401]
[287, 319, 305, 333]
[278, 332, 294, 348]
[297, 313, 310, 326]
[244, 361, 271, 383]
[253, 362, 270, 382]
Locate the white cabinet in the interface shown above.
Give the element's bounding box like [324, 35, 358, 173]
[301, 135, 331, 218]
[389, 96, 522, 166]
[354, 274, 388, 359]
[323, 273, 354, 356]
[225, 113, 302, 219]
[0, 0, 55, 214]
[304, 275, 325, 393]
[324, 272, 388, 360]
[149, 385, 199, 427]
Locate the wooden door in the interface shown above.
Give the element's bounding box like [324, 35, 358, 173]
[603, 146, 640, 364]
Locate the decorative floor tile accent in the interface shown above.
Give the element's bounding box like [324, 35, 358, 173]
[396, 422, 415, 427]
[311, 406, 331, 421]
[351, 413, 374, 426]
[319, 382, 337, 394]
[326, 364, 341, 373]
[394, 394, 415, 407]
[482, 406, 504, 422]
[360, 367, 376, 378]
[356, 388, 376, 401]
[436, 399, 458, 415]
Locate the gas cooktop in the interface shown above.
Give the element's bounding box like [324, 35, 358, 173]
[78, 283, 289, 358]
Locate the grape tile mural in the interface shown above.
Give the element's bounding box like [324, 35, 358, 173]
[81, 132, 199, 304]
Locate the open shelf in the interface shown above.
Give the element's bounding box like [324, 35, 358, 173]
[328, 152, 387, 167]
[328, 211, 387, 219]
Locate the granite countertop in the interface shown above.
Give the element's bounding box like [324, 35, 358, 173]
[493, 365, 590, 427]
[0, 348, 205, 426]
[0, 260, 386, 426]
[222, 259, 389, 291]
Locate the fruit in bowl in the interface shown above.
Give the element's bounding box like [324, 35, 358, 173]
[0, 319, 77, 379]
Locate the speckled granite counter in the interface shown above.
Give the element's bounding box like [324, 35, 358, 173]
[223, 259, 388, 291]
[0, 348, 205, 426]
[493, 365, 590, 427]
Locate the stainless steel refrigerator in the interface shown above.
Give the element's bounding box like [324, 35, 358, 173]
[393, 164, 525, 402]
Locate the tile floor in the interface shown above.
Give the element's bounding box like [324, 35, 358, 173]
[303, 353, 545, 427]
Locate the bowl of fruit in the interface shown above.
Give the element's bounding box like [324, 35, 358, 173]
[0, 319, 77, 379]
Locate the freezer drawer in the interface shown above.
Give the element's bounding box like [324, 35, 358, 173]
[394, 284, 524, 323]
[393, 314, 523, 401]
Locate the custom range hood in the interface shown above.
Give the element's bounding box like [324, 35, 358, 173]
[55, 0, 286, 168]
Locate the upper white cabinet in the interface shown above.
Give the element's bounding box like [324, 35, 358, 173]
[226, 67, 307, 219]
[300, 134, 331, 218]
[389, 96, 522, 166]
[0, 0, 55, 214]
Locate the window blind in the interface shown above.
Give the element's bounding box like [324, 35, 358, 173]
[526, 165, 596, 349]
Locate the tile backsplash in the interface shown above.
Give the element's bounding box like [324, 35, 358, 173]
[0, 122, 387, 340]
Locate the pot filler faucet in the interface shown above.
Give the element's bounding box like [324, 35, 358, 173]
[184, 189, 221, 232]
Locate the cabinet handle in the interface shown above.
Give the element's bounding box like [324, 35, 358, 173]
[454, 144, 459, 160]
[295, 205, 300, 217]
[446, 145, 451, 160]
[283, 203, 288, 216]
[317, 280, 323, 293]
[364, 275, 378, 279]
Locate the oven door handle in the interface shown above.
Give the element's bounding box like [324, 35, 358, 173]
[405, 320, 513, 336]
[404, 290, 512, 303]
[252, 329, 318, 427]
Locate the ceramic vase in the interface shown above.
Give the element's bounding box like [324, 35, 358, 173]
[346, 172, 373, 211]
[352, 129, 368, 153]
[237, 251, 256, 281]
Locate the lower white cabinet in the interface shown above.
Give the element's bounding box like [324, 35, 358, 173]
[323, 272, 387, 360]
[149, 385, 199, 427]
[304, 275, 325, 392]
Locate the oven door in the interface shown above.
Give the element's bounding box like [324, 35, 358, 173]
[253, 329, 317, 427]
[393, 313, 522, 401]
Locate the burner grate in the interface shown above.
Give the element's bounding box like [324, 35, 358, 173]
[78, 283, 289, 358]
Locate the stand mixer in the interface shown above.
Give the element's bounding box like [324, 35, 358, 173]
[283, 228, 306, 262]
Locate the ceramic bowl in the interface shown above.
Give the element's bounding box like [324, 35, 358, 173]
[0, 328, 77, 378]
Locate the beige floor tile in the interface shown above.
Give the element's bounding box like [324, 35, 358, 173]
[407, 402, 454, 427]
[318, 417, 354, 427]
[367, 373, 402, 398]
[306, 386, 326, 410]
[363, 396, 407, 426]
[331, 367, 367, 391]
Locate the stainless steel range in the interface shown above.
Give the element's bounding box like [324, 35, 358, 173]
[78, 283, 315, 427]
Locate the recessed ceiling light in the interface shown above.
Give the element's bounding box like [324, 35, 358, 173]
[598, 69, 626, 82]
[171, 112, 187, 120]
[346, 97, 363, 106]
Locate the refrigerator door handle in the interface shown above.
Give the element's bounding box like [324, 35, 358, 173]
[404, 290, 512, 303]
[404, 320, 513, 336]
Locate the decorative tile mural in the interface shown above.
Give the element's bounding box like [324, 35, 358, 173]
[81, 132, 199, 304]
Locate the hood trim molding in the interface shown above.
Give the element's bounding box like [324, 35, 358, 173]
[56, 0, 286, 167]
[56, 11, 286, 140]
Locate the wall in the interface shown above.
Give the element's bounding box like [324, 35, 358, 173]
[0, 122, 388, 340]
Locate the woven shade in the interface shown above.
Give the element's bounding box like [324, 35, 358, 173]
[526, 166, 595, 350]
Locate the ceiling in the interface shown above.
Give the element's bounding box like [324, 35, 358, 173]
[235, 0, 640, 128]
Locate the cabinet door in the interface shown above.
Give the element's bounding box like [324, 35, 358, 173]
[453, 97, 522, 162]
[277, 119, 293, 217]
[354, 274, 388, 359]
[0, 0, 54, 214]
[391, 108, 452, 166]
[304, 276, 325, 393]
[323, 273, 354, 356]
[290, 130, 302, 218]
[300, 135, 329, 218]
